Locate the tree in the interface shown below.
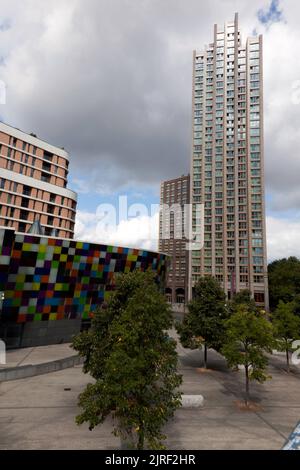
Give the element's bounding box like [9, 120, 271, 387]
[272, 300, 300, 372]
[72, 270, 182, 450]
[229, 289, 257, 313]
[177, 276, 227, 369]
[268, 257, 300, 312]
[221, 305, 275, 406]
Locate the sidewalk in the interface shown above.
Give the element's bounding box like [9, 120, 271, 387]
[0, 343, 75, 370]
[0, 343, 82, 382]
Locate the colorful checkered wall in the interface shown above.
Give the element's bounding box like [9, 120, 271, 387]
[0, 228, 168, 324]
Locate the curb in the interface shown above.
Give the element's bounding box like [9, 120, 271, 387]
[0, 355, 84, 382]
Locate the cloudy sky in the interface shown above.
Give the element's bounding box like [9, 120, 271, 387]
[0, 0, 299, 260]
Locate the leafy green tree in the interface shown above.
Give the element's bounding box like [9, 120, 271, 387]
[72, 270, 182, 450]
[222, 305, 275, 406]
[268, 257, 300, 312]
[229, 289, 257, 313]
[272, 300, 300, 372]
[177, 276, 227, 369]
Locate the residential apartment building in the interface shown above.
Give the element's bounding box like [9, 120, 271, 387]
[159, 174, 190, 305]
[0, 122, 77, 238]
[189, 13, 269, 309]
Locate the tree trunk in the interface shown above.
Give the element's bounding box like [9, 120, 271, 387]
[137, 425, 144, 450]
[204, 343, 208, 369]
[286, 348, 290, 373]
[245, 364, 250, 406]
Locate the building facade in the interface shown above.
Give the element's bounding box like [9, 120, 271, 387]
[159, 175, 190, 306]
[0, 227, 168, 348]
[189, 13, 269, 309]
[0, 122, 77, 239]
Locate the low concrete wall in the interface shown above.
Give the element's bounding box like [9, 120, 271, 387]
[0, 354, 84, 382]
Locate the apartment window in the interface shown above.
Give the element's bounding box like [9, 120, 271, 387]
[44, 227, 52, 236]
[42, 161, 51, 172]
[44, 151, 53, 162]
[254, 292, 264, 303]
[20, 210, 28, 221]
[23, 185, 31, 197]
[47, 204, 55, 215]
[21, 198, 29, 208]
[18, 222, 26, 233]
[41, 172, 51, 183]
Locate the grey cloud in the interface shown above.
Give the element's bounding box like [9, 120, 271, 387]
[0, 0, 286, 196]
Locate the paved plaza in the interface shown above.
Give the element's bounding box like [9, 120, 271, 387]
[0, 337, 299, 450]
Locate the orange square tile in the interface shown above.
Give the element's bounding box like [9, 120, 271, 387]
[17, 315, 26, 324]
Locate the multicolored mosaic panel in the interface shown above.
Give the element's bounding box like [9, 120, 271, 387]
[0, 228, 168, 324]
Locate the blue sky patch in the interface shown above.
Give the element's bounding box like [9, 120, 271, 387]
[257, 0, 284, 26]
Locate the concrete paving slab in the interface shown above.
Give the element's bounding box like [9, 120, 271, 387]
[0, 332, 299, 450]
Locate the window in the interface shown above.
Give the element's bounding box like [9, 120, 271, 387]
[254, 292, 264, 303]
[43, 161, 51, 172]
[44, 227, 52, 236]
[41, 172, 51, 183]
[44, 151, 53, 162]
[23, 185, 31, 197]
[21, 198, 29, 208]
[20, 210, 28, 221]
[47, 204, 55, 215]
[18, 222, 26, 233]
